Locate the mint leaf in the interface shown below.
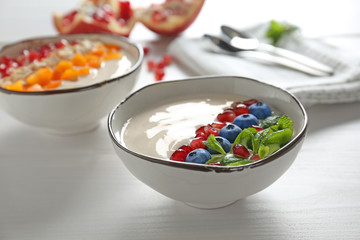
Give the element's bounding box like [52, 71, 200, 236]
[221, 154, 247, 166]
[203, 134, 226, 155]
[265, 20, 298, 46]
[277, 115, 293, 131]
[233, 128, 257, 150]
[253, 128, 273, 153]
[258, 128, 293, 158]
[260, 115, 281, 129]
[205, 154, 225, 165]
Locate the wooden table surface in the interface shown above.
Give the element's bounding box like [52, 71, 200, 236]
[1, 1, 360, 239]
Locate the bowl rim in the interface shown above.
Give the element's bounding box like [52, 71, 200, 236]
[0, 33, 143, 95]
[108, 75, 308, 173]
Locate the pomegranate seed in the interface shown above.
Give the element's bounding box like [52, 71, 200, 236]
[195, 132, 209, 140]
[55, 39, 68, 49]
[62, 10, 78, 26]
[28, 50, 39, 62]
[243, 99, 258, 106]
[143, 46, 150, 56]
[233, 103, 249, 116]
[156, 61, 166, 69]
[250, 154, 260, 161]
[170, 149, 188, 162]
[179, 145, 193, 153]
[190, 137, 205, 149]
[40, 48, 50, 59]
[162, 54, 172, 66]
[195, 126, 206, 135]
[210, 122, 227, 130]
[0, 56, 12, 65]
[250, 125, 264, 131]
[217, 110, 236, 123]
[155, 68, 165, 81]
[147, 59, 156, 71]
[118, 0, 133, 20]
[152, 9, 167, 22]
[205, 125, 219, 136]
[232, 144, 250, 159]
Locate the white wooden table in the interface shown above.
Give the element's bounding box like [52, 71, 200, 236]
[1, 1, 360, 239]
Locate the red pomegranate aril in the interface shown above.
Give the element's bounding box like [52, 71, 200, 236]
[28, 50, 39, 62]
[62, 10, 77, 26]
[0, 56, 12, 65]
[233, 144, 250, 159]
[251, 125, 264, 132]
[195, 125, 206, 135]
[210, 122, 227, 130]
[162, 54, 172, 66]
[147, 59, 156, 71]
[143, 46, 150, 56]
[233, 103, 249, 116]
[156, 61, 166, 69]
[55, 39, 68, 49]
[40, 48, 51, 59]
[205, 125, 219, 136]
[243, 99, 258, 106]
[179, 145, 193, 153]
[170, 149, 188, 162]
[217, 110, 236, 123]
[118, 0, 133, 21]
[155, 68, 165, 81]
[190, 137, 205, 149]
[250, 153, 260, 161]
[195, 132, 208, 139]
[152, 9, 168, 22]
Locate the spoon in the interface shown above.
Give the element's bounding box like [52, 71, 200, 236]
[221, 25, 334, 75]
[203, 34, 331, 77]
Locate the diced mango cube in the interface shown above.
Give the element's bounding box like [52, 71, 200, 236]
[72, 53, 87, 66]
[45, 80, 62, 89]
[103, 52, 122, 61]
[6, 79, 24, 92]
[77, 67, 90, 76]
[61, 68, 79, 81]
[36, 67, 53, 86]
[26, 74, 39, 85]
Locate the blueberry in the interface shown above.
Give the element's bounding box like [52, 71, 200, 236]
[206, 136, 232, 154]
[185, 149, 211, 164]
[233, 114, 259, 129]
[248, 102, 272, 119]
[219, 123, 242, 143]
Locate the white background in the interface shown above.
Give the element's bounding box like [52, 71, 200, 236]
[1, 1, 360, 239]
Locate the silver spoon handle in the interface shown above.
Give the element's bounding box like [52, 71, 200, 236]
[239, 51, 330, 77]
[258, 43, 334, 75]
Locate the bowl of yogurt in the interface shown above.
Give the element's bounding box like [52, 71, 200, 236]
[0, 33, 143, 134]
[108, 75, 308, 209]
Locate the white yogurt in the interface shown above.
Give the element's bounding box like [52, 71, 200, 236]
[121, 96, 247, 159]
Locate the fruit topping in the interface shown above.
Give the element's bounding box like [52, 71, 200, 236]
[219, 123, 242, 143]
[169, 99, 294, 166]
[53, 0, 204, 37]
[248, 102, 273, 119]
[233, 114, 259, 129]
[0, 39, 124, 92]
[185, 148, 211, 164]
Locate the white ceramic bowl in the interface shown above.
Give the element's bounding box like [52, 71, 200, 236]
[0, 34, 143, 134]
[108, 76, 308, 208]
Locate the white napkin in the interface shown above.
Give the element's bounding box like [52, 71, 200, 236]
[168, 22, 360, 106]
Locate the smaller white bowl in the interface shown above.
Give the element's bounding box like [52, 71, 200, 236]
[108, 76, 308, 209]
[0, 34, 143, 134]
